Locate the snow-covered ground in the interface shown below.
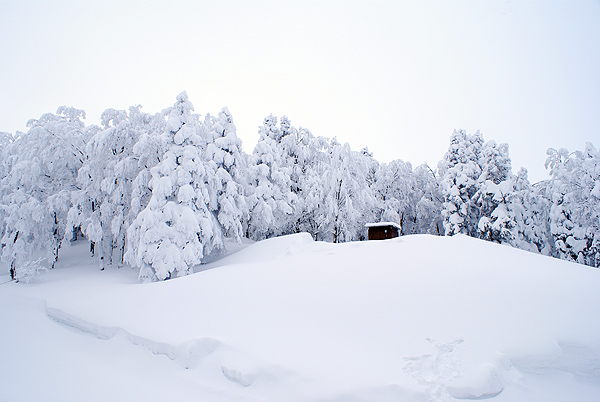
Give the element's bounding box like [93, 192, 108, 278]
[1, 234, 600, 401]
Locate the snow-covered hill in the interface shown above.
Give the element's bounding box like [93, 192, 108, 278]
[1, 234, 600, 401]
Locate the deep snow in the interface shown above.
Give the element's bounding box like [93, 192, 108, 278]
[1, 234, 599, 401]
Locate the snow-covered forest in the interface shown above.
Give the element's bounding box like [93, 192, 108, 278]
[1, 92, 599, 282]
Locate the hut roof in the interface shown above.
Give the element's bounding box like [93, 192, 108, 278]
[365, 222, 402, 230]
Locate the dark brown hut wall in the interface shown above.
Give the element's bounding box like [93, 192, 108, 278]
[367, 225, 399, 240]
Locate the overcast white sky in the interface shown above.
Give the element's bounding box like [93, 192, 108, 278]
[1, 0, 599, 182]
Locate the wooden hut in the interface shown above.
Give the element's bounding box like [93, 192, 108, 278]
[365, 222, 401, 240]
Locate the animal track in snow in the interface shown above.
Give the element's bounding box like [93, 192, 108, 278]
[404, 338, 505, 401]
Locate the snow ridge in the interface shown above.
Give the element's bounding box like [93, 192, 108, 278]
[46, 306, 221, 369]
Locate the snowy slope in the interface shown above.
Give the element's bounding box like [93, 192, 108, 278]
[1, 234, 600, 402]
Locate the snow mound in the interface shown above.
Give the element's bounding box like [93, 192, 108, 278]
[2, 234, 600, 401]
[204, 232, 315, 267]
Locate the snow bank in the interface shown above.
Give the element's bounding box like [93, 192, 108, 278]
[1, 234, 600, 401]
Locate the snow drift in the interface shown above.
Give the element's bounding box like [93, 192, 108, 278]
[1, 233, 599, 401]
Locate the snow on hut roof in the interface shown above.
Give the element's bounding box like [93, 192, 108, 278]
[365, 222, 402, 229]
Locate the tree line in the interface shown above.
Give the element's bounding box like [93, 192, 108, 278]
[1, 92, 598, 282]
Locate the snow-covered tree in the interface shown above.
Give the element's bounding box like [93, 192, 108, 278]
[510, 168, 552, 254]
[0, 131, 13, 177]
[546, 143, 600, 267]
[277, 119, 336, 237]
[128, 108, 170, 222]
[0, 132, 15, 243]
[4, 93, 597, 278]
[439, 131, 524, 246]
[322, 140, 377, 243]
[474, 140, 516, 244]
[0, 107, 88, 280]
[125, 92, 222, 281]
[245, 115, 297, 240]
[438, 130, 485, 236]
[362, 147, 380, 189]
[286, 128, 331, 239]
[204, 107, 247, 242]
[371, 160, 443, 236]
[476, 178, 517, 244]
[372, 159, 413, 233]
[412, 164, 444, 235]
[67, 105, 162, 269]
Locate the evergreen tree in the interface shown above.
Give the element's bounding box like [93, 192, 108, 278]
[474, 140, 516, 244]
[546, 143, 600, 267]
[438, 130, 484, 236]
[439, 131, 525, 245]
[511, 168, 552, 254]
[476, 178, 517, 244]
[204, 107, 247, 242]
[125, 92, 222, 281]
